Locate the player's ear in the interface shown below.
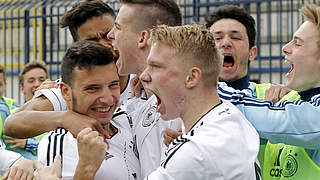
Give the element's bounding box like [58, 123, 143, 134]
[185, 67, 201, 89]
[249, 45, 257, 61]
[60, 82, 72, 102]
[19, 83, 24, 93]
[138, 30, 150, 49]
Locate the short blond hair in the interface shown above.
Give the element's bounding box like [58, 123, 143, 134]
[301, 4, 320, 47]
[149, 24, 223, 87]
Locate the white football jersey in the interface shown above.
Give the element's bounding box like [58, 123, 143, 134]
[38, 111, 141, 180]
[119, 74, 136, 107]
[146, 100, 260, 180]
[129, 95, 183, 178]
[33, 87, 67, 111]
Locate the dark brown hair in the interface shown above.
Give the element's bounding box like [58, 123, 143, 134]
[60, 0, 115, 41]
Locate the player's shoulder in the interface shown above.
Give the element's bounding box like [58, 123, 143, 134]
[189, 101, 256, 141]
[203, 100, 240, 120]
[40, 128, 74, 145]
[47, 127, 70, 135]
[162, 134, 206, 173]
[113, 106, 128, 118]
[112, 106, 134, 131]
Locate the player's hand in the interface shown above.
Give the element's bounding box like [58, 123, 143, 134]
[33, 155, 61, 180]
[36, 79, 58, 91]
[130, 76, 143, 98]
[76, 128, 108, 175]
[3, 135, 27, 149]
[61, 111, 106, 138]
[164, 128, 182, 147]
[1, 158, 34, 180]
[264, 84, 290, 103]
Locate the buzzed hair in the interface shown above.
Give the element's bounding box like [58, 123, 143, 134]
[150, 24, 223, 88]
[19, 60, 48, 86]
[120, 0, 182, 32]
[301, 4, 320, 48]
[60, 0, 115, 41]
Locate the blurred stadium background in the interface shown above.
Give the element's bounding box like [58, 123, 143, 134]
[0, 0, 319, 104]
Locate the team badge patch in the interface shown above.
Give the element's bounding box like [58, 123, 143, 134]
[142, 106, 156, 127]
[283, 154, 298, 177]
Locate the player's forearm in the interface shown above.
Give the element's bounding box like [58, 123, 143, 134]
[4, 95, 57, 138]
[74, 161, 96, 180]
[4, 111, 64, 138]
[15, 95, 54, 113]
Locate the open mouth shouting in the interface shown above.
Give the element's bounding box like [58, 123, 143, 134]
[154, 93, 163, 113]
[223, 55, 235, 68]
[285, 60, 294, 78]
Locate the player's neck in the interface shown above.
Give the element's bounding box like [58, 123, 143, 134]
[182, 89, 221, 132]
[119, 75, 130, 93]
[103, 123, 117, 138]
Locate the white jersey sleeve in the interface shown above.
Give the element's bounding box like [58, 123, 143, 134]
[146, 101, 260, 180]
[38, 128, 76, 180]
[0, 140, 23, 175]
[33, 88, 67, 111]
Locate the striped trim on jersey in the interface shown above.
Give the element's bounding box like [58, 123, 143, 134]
[217, 85, 320, 110]
[113, 107, 127, 119]
[48, 89, 63, 111]
[45, 128, 68, 166]
[162, 112, 209, 169]
[33, 88, 66, 111]
[162, 136, 189, 168]
[113, 107, 134, 129]
[162, 131, 192, 169]
[255, 161, 262, 180]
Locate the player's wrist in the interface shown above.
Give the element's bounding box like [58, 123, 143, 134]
[75, 160, 97, 180]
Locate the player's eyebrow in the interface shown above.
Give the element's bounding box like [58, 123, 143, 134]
[83, 84, 100, 90]
[214, 30, 241, 35]
[115, 22, 121, 29]
[293, 35, 304, 43]
[147, 58, 162, 67]
[110, 80, 120, 85]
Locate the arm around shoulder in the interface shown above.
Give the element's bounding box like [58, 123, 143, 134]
[3, 96, 62, 138]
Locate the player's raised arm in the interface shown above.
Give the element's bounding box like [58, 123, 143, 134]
[74, 128, 108, 180]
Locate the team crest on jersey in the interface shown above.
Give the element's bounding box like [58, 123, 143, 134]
[270, 148, 298, 178]
[142, 106, 156, 127]
[283, 154, 298, 177]
[105, 152, 114, 160]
